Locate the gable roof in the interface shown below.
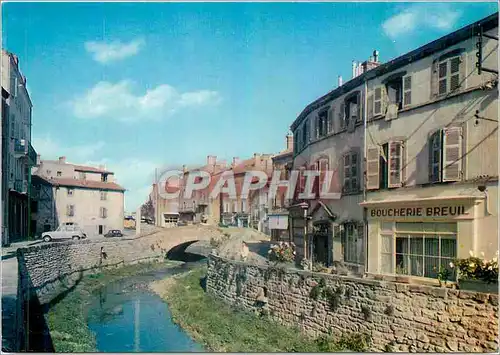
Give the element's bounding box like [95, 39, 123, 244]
[34, 174, 125, 192]
[73, 165, 114, 174]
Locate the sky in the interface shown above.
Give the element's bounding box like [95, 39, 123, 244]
[2, 1, 497, 211]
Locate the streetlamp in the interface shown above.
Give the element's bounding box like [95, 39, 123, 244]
[297, 202, 310, 267]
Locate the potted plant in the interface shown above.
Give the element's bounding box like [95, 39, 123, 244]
[454, 251, 498, 293]
[267, 241, 296, 267]
[436, 266, 452, 287]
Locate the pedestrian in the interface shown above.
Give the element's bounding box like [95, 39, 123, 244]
[241, 241, 249, 261]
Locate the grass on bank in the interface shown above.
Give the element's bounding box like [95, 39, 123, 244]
[151, 267, 371, 352]
[45, 261, 182, 352]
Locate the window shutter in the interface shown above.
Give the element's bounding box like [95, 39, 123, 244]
[388, 141, 403, 188]
[403, 75, 412, 107]
[430, 59, 439, 98]
[366, 146, 380, 190]
[356, 93, 362, 122]
[313, 116, 318, 140]
[66, 205, 70, 216]
[428, 130, 443, 183]
[438, 61, 448, 95]
[339, 102, 346, 130]
[328, 107, 334, 134]
[458, 53, 466, 90]
[373, 86, 383, 116]
[351, 152, 359, 191]
[343, 154, 351, 192]
[367, 91, 374, 121]
[449, 56, 461, 92]
[442, 127, 463, 182]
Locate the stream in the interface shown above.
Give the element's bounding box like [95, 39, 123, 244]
[86, 262, 205, 352]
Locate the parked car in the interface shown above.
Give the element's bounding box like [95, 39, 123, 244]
[104, 230, 123, 238]
[41, 223, 87, 242]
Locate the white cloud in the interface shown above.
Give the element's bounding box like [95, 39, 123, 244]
[33, 135, 105, 162]
[382, 4, 462, 39]
[69, 80, 222, 122]
[84, 38, 145, 64]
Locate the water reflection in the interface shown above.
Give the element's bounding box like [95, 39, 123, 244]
[86, 263, 205, 353]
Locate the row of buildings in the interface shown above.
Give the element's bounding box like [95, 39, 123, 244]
[1, 49, 125, 245]
[149, 14, 499, 283]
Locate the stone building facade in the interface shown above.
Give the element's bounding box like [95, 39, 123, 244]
[288, 13, 499, 281]
[31, 157, 125, 236]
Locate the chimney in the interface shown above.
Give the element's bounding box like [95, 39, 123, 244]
[338, 75, 343, 87]
[232, 157, 241, 167]
[58, 156, 66, 164]
[357, 63, 363, 76]
[207, 155, 217, 166]
[352, 61, 357, 78]
[182, 165, 187, 173]
[373, 49, 379, 63]
[253, 153, 261, 168]
[286, 133, 294, 151]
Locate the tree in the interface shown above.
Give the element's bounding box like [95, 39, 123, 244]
[141, 199, 154, 220]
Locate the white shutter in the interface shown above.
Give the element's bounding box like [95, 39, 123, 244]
[366, 91, 374, 121]
[339, 102, 346, 130]
[388, 141, 403, 188]
[442, 127, 463, 182]
[366, 146, 380, 190]
[449, 57, 461, 92]
[402, 75, 412, 107]
[373, 86, 383, 116]
[429, 130, 443, 183]
[438, 61, 448, 95]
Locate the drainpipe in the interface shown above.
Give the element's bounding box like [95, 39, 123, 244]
[362, 79, 369, 274]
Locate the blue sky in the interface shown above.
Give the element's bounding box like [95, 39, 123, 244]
[2, 1, 497, 211]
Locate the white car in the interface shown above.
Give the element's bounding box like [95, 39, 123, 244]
[41, 223, 87, 242]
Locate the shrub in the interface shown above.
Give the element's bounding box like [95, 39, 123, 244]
[267, 242, 296, 263]
[454, 250, 499, 284]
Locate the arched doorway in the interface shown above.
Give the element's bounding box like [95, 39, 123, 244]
[312, 220, 331, 266]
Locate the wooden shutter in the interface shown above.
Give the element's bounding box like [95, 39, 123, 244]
[313, 116, 318, 140]
[328, 106, 334, 134]
[449, 56, 461, 92]
[339, 102, 346, 130]
[430, 59, 439, 98]
[366, 146, 380, 190]
[367, 91, 374, 121]
[373, 86, 383, 116]
[403, 75, 412, 107]
[311, 163, 319, 198]
[428, 130, 443, 183]
[343, 154, 351, 192]
[388, 141, 403, 188]
[438, 60, 448, 96]
[442, 127, 463, 182]
[351, 152, 359, 191]
[356, 93, 362, 123]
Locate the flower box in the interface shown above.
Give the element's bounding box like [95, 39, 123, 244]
[458, 279, 498, 294]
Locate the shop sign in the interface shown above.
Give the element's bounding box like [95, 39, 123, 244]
[370, 205, 469, 218]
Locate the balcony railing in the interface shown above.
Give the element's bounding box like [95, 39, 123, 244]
[13, 179, 28, 194]
[13, 139, 37, 165]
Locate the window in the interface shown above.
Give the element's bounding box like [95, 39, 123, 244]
[341, 93, 361, 130]
[367, 141, 404, 190]
[316, 110, 329, 139]
[342, 223, 364, 264]
[100, 191, 107, 201]
[67, 188, 74, 196]
[429, 127, 463, 183]
[101, 173, 108, 182]
[381, 222, 457, 280]
[241, 199, 246, 213]
[224, 203, 229, 213]
[79, 172, 86, 180]
[437, 56, 462, 96]
[46, 170, 51, 176]
[301, 121, 309, 148]
[67, 204, 75, 217]
[100, 207, 108, 218]
[57, 171, 62, 177]
[233, 202, 238, 213]
[342, 151, 359, 193]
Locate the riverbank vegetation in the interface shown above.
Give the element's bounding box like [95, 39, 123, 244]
[150, 266, 370, 352]
[46, 261, 182, 352]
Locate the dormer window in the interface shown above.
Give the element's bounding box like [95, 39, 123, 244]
[340, 92, 361, 131]
[101, 173, 108, 182]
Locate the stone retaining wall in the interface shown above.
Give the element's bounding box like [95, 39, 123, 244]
[206, 255, 499, 353]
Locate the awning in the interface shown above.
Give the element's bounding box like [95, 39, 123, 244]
[359, 195, 484, 207]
